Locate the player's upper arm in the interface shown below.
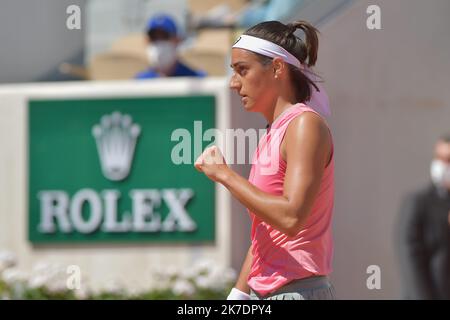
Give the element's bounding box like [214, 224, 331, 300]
[282, 111, 332, 234]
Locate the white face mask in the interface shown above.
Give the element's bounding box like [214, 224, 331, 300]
[146, 41, 177, 72]
[430, 159, 450, 188]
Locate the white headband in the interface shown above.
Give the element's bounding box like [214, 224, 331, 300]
[232, 35, 331, 117]
[232, 35, 303, 70]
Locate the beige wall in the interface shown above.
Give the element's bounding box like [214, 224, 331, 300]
[318, 0, 450, 298]
[0, 0, 85, 83]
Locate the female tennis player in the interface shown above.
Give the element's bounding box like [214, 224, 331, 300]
[195, 20, 335, 300]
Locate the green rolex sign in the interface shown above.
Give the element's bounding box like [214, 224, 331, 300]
[28, 96, 215, 243]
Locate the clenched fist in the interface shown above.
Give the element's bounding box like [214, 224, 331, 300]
[194, 146, 231, 183]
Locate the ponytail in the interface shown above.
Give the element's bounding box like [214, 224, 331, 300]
[286, 21, 319, 67]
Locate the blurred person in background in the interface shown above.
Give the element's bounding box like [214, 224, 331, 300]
[135, 14, 206, 79]
[396, 134, 450, 299]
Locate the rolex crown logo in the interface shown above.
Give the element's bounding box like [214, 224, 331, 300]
[92, 111, 141, 181]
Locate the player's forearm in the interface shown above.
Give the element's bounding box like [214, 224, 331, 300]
[219, 169, 305, 237]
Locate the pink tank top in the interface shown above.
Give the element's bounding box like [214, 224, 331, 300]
[247, 103, 334, 296]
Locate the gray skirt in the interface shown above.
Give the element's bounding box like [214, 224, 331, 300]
[249, 276, 336, 300]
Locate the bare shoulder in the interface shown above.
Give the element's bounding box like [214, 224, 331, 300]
[286, 111, 330, 142]
[282, 111, 332, 162]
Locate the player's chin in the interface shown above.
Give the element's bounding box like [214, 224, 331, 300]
[242, 99, 256, 112]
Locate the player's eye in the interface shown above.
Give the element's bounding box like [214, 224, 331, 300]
[238, 67, 247, 76]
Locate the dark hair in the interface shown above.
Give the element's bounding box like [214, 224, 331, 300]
[243, 20, 320, 103]
[147, 29, 172, 41]
[438, 133, 450, 144]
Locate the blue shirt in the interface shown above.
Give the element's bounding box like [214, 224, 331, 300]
[135, 61, 206, 79]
